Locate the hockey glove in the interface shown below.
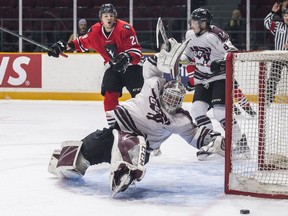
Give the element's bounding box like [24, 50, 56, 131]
[48, 40, 67, 58]
[112, 52, 131, 73]
[210, 59, 226, 74]
[186, 81, 195, 92]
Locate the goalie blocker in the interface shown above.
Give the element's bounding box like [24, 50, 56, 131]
[48, 128, 148, 196]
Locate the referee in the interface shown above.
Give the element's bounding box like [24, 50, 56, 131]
[264, 2, 288, 105]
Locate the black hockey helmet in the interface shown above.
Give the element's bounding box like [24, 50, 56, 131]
[191, 8, 213, 26]
[99, 3, 117, 19]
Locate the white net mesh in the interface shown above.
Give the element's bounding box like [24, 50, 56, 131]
[227, 51, 288, 197]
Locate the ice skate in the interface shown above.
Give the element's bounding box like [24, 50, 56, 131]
[233, 134, 250, 158]
[233, 105, 242, 115]
[153, 148, 162, 156]
[243, 106, 257, 117]
[197, 136, 225, 160]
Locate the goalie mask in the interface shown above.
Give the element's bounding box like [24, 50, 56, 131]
[160, 80, 186, 114]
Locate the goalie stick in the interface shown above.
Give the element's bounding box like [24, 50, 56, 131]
[0, 26, 68, 58]
[156, 17, 169, 50]
[156, 17, 182, 80]
[156, 19, 214, 72]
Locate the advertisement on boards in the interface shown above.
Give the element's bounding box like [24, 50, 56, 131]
[0, 54, 42, 88]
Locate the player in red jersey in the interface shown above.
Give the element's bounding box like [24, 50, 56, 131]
[48, 3, 144, 126]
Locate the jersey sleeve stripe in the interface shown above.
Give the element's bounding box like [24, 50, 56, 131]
[77, 38, 89, 52]
[126, 48, 142, 57]
[114, 105, 144, 137]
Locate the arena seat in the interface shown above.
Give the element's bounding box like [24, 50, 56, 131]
[22, 0, 36, 8]
[35, 0, 55, 8]
[0, 0, 16, 8]
[5, 8, 19, 19]
[23, 8, 43, 19]
[54, 0, 71, 8]
[77, 0, 94, 8]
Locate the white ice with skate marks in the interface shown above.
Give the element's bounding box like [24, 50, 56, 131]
[1, 100, 288, 216]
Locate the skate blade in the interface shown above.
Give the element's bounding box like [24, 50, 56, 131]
[197, 151, 213, 161]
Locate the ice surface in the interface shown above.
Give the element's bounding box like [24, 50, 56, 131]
[1, 100, 287, 216]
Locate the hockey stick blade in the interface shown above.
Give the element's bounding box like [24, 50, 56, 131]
[156, 18, 160, 49]
[0, 26, 68, 58]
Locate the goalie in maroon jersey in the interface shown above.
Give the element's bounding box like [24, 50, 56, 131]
[47, 38, 225, 197]
[48, 3, 144, 126]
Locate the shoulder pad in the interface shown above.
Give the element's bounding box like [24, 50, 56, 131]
[123, 24, 131, 30]
[89, 22, 101, 33]
[209, 26, 229, 42]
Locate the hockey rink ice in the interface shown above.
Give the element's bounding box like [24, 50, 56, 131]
[1, 100, 288, 216]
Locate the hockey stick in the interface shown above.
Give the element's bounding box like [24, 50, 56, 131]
[0, 26, 68, 58]
[156, 18, 213, 71]
[156, 17, 182, 80]
[156, 17, 169, 50]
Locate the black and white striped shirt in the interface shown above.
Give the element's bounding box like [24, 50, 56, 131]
[264, 12, 288, 50]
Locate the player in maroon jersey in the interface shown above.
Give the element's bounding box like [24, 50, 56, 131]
[48, 3, 144, 126]
[185, 61, 256, 117]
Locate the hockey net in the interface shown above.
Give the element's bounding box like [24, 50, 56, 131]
[225, 51, 288, 199]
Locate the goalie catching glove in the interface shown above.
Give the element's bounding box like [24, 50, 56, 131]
[157, 38, 190, 79]
[111, 52, 131, 73]
[48, 40, 67, 58]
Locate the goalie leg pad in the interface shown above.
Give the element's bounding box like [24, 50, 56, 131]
[109, 129, 147, 196]
[55, 141, 90, 179]
[48, 149, 61, 176]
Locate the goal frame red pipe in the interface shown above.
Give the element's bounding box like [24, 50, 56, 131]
[224, 52, 288, 199]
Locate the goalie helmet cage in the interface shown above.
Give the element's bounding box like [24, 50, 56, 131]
[225, 51, 288, 199]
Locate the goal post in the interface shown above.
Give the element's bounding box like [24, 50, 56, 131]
[225, 51, 288, 199]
